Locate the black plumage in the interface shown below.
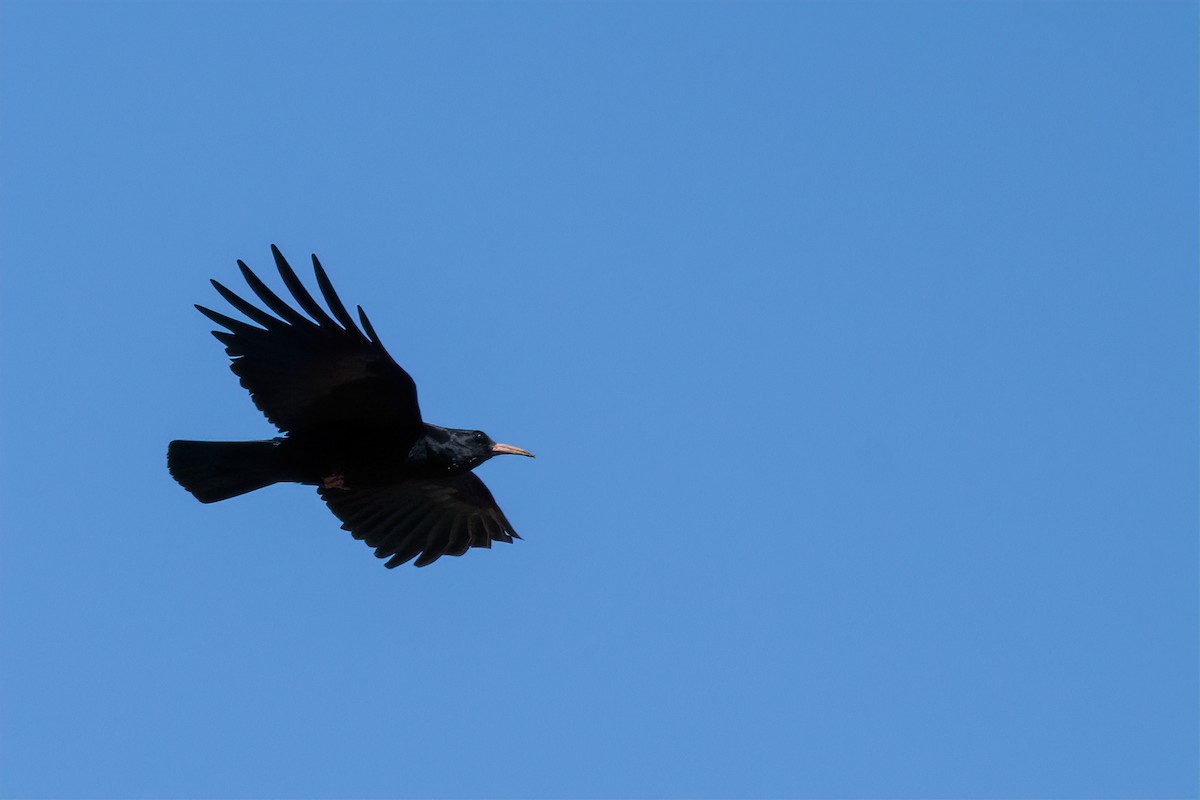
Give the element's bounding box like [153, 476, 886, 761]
[167, 246, 534, 568]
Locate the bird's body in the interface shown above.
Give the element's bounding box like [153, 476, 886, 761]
[167, 246, 533, 568]
[261, 422, 522, 485]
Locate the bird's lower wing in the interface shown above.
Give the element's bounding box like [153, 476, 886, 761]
[319, 473, 520, 568]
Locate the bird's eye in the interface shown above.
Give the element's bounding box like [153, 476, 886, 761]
[474, 431, 486, 442]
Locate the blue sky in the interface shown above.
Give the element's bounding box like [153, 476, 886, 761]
[1, 2, 1196, 798]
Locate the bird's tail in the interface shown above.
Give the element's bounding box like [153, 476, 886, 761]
[167, 439, 287, 503]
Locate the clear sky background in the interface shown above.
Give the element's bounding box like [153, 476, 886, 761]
[0, 2, 1196, 798]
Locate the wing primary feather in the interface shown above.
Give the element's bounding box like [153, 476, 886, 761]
[467, 516, 487, 546]
[357, 305, 381, 346]
[415, 512, 455, 568]
[481, 515, 513, 544]
[371, 524, 413, 557]
[211, 331, 241, 351]
[413, 550, 442, 568]
[195, 304, 265, 336]
[384, 514, 441, 566]
[478, 514, 503, 539]
[355, 307, 379, 345]
[211, 279, 281, 329]
[445, 515, 471, 557]
[237, 261, 313, 328]
[311, 254, 363, 337]
[273, 245, 339, 328]
[503, 523, 520, 540]
[385, 539, 424, 568]
[498, 511, 521, 540]
[365, 510, 416, 553]
[372, 506, 430, 556]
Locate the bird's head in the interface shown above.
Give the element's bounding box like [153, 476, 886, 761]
[434, 427, 535, 473]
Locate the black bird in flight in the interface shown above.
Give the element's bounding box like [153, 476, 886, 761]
[167, 246, 534, 568]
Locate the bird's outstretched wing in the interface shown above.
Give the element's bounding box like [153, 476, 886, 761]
[320, 473, 521, 568]
[196, 245, 422, 440]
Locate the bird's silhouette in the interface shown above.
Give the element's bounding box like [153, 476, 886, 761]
[168, 246, 533, 568]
